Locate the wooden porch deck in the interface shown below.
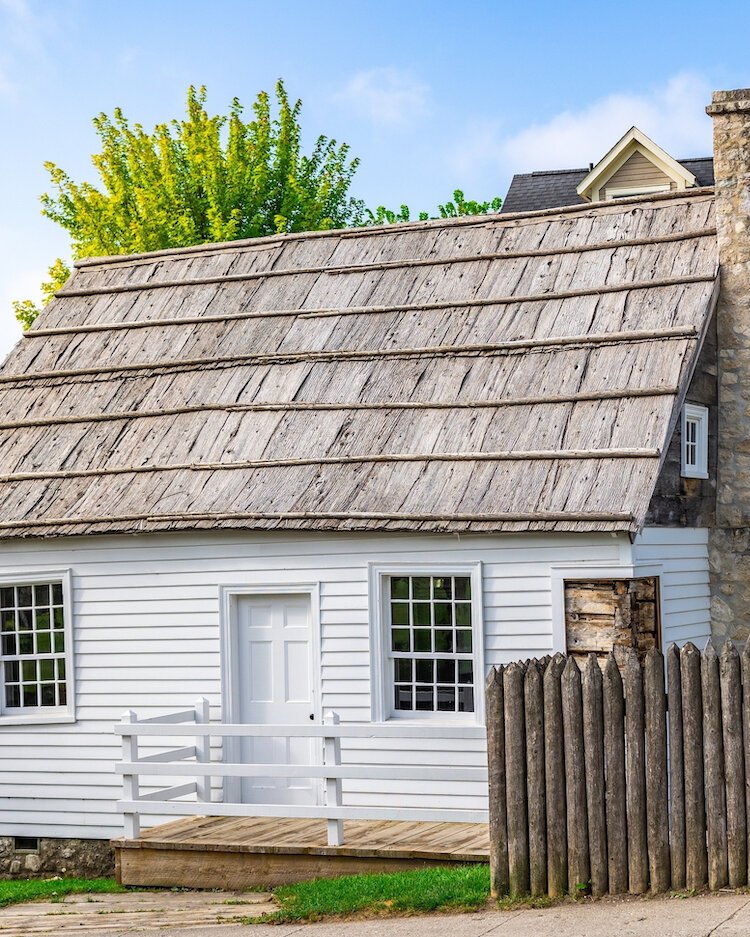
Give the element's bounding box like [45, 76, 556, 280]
[114, 816, 490, 888]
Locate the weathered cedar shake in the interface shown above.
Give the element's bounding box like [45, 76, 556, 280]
[706, 89, 750, 641]
[0, 191, 718, 539]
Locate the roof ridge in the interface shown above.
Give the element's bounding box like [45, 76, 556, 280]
[73, 186, 715, 271]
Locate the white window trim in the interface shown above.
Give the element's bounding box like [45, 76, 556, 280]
[0, 568, 75, 726]
[604, 184, 671, 200]
[368, 562, 485, 726]
[681, 403, 709, 479]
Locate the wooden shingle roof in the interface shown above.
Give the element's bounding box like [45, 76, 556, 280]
[0, 188, 719, 538]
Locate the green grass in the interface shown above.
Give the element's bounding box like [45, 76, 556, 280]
[250, 864, 493, 923]
[0, 877, 124, 909]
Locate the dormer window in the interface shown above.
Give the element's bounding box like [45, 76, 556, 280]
[577, 127, 698, 203]
[681, 404, 709, 479]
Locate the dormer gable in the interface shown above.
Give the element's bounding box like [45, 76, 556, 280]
[576, 126, 698, 202]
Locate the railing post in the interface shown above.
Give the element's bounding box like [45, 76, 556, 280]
[121, 709, 140, 839]
[195, 697, 211, 803]
[324, 711, 344, 846]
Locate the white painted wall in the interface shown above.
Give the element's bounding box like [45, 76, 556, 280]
[0, 526, 709, 840]
[632, 527, 712, 648]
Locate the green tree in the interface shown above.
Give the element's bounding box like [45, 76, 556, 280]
[13, 259, 71, 330]
[362, 189, 502, 226]
[15, 85, 501, 327]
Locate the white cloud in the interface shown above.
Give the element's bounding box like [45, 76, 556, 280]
[336, 67, 430, 126]
[450, 72, 714, 180]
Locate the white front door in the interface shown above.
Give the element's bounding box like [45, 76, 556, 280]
[236, 593, 318, 805]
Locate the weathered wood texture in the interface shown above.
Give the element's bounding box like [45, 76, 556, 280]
[543, 653, 568, 897]
[524, 661, 547, 896]
[667, 644, 686, 889]
[0, 191, 718, 538]
[702, 641, 729, 890]
[561, 657, 590, 892]
[564, 577, 660, 663]
[486, 667, 509, 897]
[720, 641, 746, 887]
[643, 648, 670, 892]
[624, 649, 649, 894]
[582, 655, 607, 896]
[682, 642, 708, 889]
[602, 653, 628, 894]
[504, 663, 530, 895]
[486, 640, 750, 897]
[116, 816, 489, 888]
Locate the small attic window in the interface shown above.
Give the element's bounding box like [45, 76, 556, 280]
[681, 404, 709, 479]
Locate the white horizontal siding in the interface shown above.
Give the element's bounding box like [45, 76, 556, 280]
[633, 527, 712, 649]
[0, 528, 631, 839]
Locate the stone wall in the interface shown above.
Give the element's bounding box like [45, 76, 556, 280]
[0, 837, 114, 879]
[646, 314, 718, 527]
[706, 89, 750, 641]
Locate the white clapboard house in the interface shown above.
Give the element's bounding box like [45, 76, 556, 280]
[1, 88, 749, 885]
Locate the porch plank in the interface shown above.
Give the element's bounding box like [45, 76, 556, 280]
[115, 815, 489, 887]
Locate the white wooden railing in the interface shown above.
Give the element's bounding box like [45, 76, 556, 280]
[115, 699, 489, 845]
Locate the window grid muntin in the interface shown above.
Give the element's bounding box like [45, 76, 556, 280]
[1, 582, 66, 710]
[685, 416, 699, 467]
[389, 575, 475, 714]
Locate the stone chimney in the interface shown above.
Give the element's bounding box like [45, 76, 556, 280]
[706, 89, 750, 639]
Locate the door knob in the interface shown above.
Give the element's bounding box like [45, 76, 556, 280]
[309, 713, 315, 721]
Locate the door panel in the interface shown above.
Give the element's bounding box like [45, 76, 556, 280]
[236, 593, 317, 805]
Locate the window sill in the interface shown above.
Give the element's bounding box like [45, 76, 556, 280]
[384, 714, 484, 727]
[681, 471, 709, 480]
[0, 712, 76, 727]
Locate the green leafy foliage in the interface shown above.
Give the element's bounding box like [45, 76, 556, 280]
[14, 84, 501, 329]
[362, 189, 501, 227]
[13, 258, 71, 329]
[41, 82, 362, 257]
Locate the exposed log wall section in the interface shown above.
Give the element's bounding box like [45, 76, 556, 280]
[564, 578, 660, 663]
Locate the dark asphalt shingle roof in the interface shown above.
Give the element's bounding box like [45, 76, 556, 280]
[501, 157, 715, 213]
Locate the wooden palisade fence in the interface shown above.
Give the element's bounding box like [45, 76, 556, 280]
[485, 641, 750, 897]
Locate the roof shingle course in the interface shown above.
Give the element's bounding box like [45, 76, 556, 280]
[0, 189, 719, 539]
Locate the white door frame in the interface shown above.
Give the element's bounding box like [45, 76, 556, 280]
[219, 583, 322, 804]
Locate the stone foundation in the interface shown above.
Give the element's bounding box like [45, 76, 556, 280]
[0, 837, 114, 879]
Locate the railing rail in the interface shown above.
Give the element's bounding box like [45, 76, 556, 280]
[117, 699, 488, 843]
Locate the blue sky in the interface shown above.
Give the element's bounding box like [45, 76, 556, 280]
[0, 0, 748, 355]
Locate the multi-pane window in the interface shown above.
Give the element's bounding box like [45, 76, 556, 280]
[1, 583, 67, 711]
[681, 404, 709, 479]
[388, 575, 474, 715]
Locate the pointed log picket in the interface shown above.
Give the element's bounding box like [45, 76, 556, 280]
[504, 662, 529, 896]
[525, 660, 547, 897]
[561, 657, 590, 893]
[602, 652, 628, 894]
[486, 666, 509, 898]
[703, 641, 728, 891]
[667, 644, 686, 890]
[484, 642, 750, 899]
[543, 653, 568, 897]
[720, 641, 746, 888]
